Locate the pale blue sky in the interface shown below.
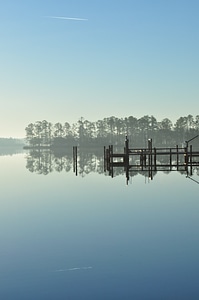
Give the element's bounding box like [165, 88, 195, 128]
[0, 0, 199, 137]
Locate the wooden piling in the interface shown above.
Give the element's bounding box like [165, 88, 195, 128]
[154, 147, 157, 171]
[147, 139, 152, 168]
[190, 145, 193, 175]
[125, 137, 129, 168]
[190, 145, 192, 164]
[110, 145, 113, 177]
[170, 148, 172, 170]
[176, 145, 179, 170]
[73, 146, 78, 175]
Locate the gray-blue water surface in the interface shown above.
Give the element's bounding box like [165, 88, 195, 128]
[0, 153, 199, 299]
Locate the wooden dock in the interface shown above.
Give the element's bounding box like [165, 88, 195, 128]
[104, 136, 199, 182]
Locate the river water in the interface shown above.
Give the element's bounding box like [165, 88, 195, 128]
[0, 152, 199, 299]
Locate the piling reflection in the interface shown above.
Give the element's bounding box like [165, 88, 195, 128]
[104, 137, 199, 184]
[25, 147, 199, 184]
[25, 148, 104, 176]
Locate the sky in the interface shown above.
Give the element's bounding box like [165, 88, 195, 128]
[0, 0, 199, 137]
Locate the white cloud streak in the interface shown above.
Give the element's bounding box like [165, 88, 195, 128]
[54, 266, 93, 272]
[45, 16, 88, 21]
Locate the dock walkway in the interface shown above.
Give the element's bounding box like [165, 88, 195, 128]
[104, 136, 199, 180]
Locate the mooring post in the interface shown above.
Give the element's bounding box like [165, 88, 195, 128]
[75, 146, 78, 176]
[106, 148, 110, 171]
[125, 136, 129, 168]
[73, 146, 75, 172]
[110, 145, 113, 177]
[170, 148, 172, 170]
[73, 146, 78, 175]
[108, 145, 112, 172]
[109, 145, 111, 164]
[144, 150, 146, 167]
[104, 146, 106, 172]
[148, 139, 152, 167]
[176, 145, 179, 170]
[190, 144, 192, 164]
[154, 147, 157, 170]
[110, 145, 113, 163]
[125, 138, 130, 184]
[140, 150, 143, 169]
[190, 145, 193, 175]
[184, 144, 188, 165]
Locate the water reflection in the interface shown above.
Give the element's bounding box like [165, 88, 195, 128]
[25, 148, 104, 176]
[0, 147, 25, 156]
[25, 148, 199, 184]
[1, 151, 199, 299]
[26, 150, 72, 175]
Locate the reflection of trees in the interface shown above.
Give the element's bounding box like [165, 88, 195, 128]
[78, 149, 104, 177]
[25, 149, 104, 176]
[26, 150, 63, 175]
[25, 148, 199, 182]
[53, 155, 72, 173]
[26, 150, 53, 175]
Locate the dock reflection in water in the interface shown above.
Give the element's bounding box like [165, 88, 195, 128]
[25, 143, 199, 185]
[1, 150, 199, 299]
[103, 137, 199, 184]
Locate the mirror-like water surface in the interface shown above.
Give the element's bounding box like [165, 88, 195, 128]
[0, 153, 199, 299]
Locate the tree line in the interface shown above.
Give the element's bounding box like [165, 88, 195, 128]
[25, 115, 199, 148]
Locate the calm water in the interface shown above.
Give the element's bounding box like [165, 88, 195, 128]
[0, 152, 199, 299]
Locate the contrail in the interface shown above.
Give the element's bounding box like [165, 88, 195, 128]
[53, 266, 93, 272]
[45, 16, 88, 21]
